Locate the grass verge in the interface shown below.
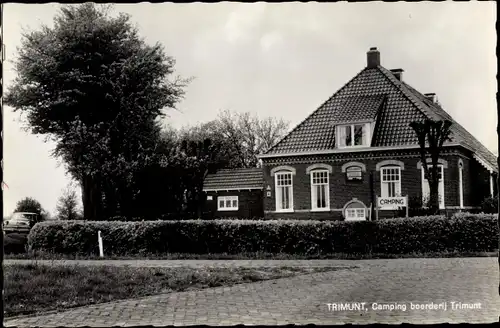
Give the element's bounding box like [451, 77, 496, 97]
[4, 250, 498, 260]
[4, 263, 345, 318]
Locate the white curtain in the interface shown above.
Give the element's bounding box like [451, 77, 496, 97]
[276, 186, 283, 210]
[337, 126, 346, 147]
[381, 182, 389, 198]
[362, 123, 370, 146]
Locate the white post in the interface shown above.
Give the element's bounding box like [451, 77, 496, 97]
[405, 195, 409, 218]
[98, 230, 104, 257]
[369, 203, 372, 221]
[458, 165, 464, 208]
[489, 173, 494, 197]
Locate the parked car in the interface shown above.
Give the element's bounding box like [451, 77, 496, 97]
[3, 212, 39, 234]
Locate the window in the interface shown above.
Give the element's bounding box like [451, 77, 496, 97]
[217, 196, 238, 211]
[381, 166, 401, 198]
[421, 164, 445, 209]
[458, 161, 464, 208]
[275, 172, 293, 211]
[345, 208, 366, 220]
[343, 200, 367, 221]
[346, 166, 363, 180]
[311, 170, 330, 210]
[336, 123, 370, 148]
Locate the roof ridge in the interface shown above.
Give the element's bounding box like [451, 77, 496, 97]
[264, 67, 370, 155]
[376, 66, 442, 122]
[381, 67, 496, 167]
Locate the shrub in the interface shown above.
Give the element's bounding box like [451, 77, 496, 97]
[102, 212, 213, 221]
[27, 214, 499, 256]
[4, 233, 29, 254]
[481, 195, 498, 214]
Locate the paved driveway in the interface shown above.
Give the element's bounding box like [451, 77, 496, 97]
[4, 258, 499, 326]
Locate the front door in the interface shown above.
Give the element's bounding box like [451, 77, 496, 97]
[421, 165, 445, 209]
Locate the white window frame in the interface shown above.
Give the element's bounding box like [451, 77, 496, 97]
[458, 161, 464, 208]
[380, 166, 402, 198]
[336, 123, 371, 148]
[490, 174, 494, 197]
[217, 196, 239, 211]
[345, 165, 363, 181]
[275, 171, 294, 212]
[310, 170, 330, 211]
[345, 208, 366, 221]
[421, 164, 445, 209]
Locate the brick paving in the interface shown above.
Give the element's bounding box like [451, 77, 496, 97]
[4, 258, 499, 326]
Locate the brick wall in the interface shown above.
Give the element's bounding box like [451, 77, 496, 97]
[262, 150, 470, 220]
[203, 190, 263, 219]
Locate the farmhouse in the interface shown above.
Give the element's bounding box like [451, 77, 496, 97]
[203, 47, 497, 220]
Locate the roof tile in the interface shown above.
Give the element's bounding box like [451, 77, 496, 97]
[203, 168, 263, 191]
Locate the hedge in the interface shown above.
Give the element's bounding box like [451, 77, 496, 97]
[4, 232, 29, 254]
[27, 214, 499, 256]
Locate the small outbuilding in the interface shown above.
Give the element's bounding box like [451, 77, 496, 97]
[202, 168, 264, 219]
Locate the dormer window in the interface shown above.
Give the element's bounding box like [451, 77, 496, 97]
[336, 123, 371, 148]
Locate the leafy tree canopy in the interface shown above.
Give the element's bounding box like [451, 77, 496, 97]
[4, 3, 189, 219]
[14, 197, 44, 215]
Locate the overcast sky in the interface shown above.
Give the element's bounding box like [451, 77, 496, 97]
[2, 2, 497, 216]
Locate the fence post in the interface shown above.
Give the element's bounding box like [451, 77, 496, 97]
[98, 230, 104, 257]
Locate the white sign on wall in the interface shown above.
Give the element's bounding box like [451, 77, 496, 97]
[207, 195, 213, 201]
[377, 196, 407, 210]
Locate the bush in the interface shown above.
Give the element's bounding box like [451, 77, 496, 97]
[4, 233, 29, 254]
[102, 212, 213, 221]
[27, 214, 499, 256]
[481, 195, 498, 214]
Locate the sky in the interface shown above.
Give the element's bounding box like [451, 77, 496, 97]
[2, 2, 497, 216]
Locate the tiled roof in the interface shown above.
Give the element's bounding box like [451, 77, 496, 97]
[203, 168, 263, 191]
[330, 94, 386, 124]
[264, 57, 497, 171]
[398, 79, 497, 171]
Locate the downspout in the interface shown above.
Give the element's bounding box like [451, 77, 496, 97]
[369, 171, 375, 220]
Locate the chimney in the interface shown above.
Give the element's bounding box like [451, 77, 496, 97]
[390, 68, 404, 81]
[424, 93, 436, 102]
[367, 47, 380, 68]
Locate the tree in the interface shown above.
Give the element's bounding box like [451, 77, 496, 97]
[4, 3, 189, 220]
[14, 197, 44, 214]
[410, 119, 453, 214]
[55, 183, 82, 220]
[161, 129, 225, 215]
[211, 110, 289, 168]
[14, 197, 48, 223]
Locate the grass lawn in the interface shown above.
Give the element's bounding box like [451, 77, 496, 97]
[4, 250, 498, 261]
[4, 263, 345, 318]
